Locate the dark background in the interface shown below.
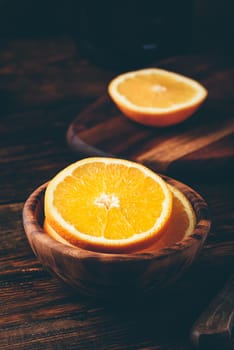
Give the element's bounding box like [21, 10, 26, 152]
[0, 0, 233, 55]
[0, 0, 233, 114]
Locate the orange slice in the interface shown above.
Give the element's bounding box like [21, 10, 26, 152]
[44, 219, 74, 247]
[44, 157, 172, 253]
[144, 184, 196, 252]
[44, 183, 196, 253]
[108, 68, 208, 127]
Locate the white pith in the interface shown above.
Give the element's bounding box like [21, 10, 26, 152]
[152, 84, 167, 93]
[94, 193, 120, 209]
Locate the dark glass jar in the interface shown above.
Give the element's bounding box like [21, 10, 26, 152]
[77, 0, 194, 69]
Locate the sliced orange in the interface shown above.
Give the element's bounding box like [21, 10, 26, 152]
[44, 219, 74, 247]
[44, 182, 196, 253]
[143, 184, 196, 252]
[108, 68, 207, 127]
[44, 157, 172, 253]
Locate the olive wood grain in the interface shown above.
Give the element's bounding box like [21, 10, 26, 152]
[191, 274, 234, 349]
[23, 176, 210, 299]
[67, 56, 234, 178]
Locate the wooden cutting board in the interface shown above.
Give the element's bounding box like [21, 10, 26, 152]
[67, 56, 234, 179]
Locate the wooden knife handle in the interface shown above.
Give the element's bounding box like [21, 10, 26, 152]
[190, 274, 234, 349]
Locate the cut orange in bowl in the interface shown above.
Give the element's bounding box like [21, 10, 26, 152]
[143, 184, 196, 252]
[44, 157, 173, 253]
[44, 182, 196, 253]
[108, 68, 208, 127]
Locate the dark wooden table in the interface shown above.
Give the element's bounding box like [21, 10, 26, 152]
[0, 37, 234, 350]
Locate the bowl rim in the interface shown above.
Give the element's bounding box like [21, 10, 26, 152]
[22, 176, 211, 262]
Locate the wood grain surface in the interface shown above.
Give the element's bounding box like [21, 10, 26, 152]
[67, 56, 234, 179]
[0, 38, 234, 350]
[191, 274, 234, 348]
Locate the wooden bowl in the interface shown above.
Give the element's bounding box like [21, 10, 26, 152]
[22, 176, 210, 298]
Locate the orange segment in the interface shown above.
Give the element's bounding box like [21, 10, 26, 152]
[44, 157, 172, 253]
[108, 68, 208, 127]
[143, 184, 196, 252]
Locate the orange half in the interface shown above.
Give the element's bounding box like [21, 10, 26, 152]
[44, 157, 172, 253]
[144, 184, 196, 252]
[108, 68, 208, 127]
